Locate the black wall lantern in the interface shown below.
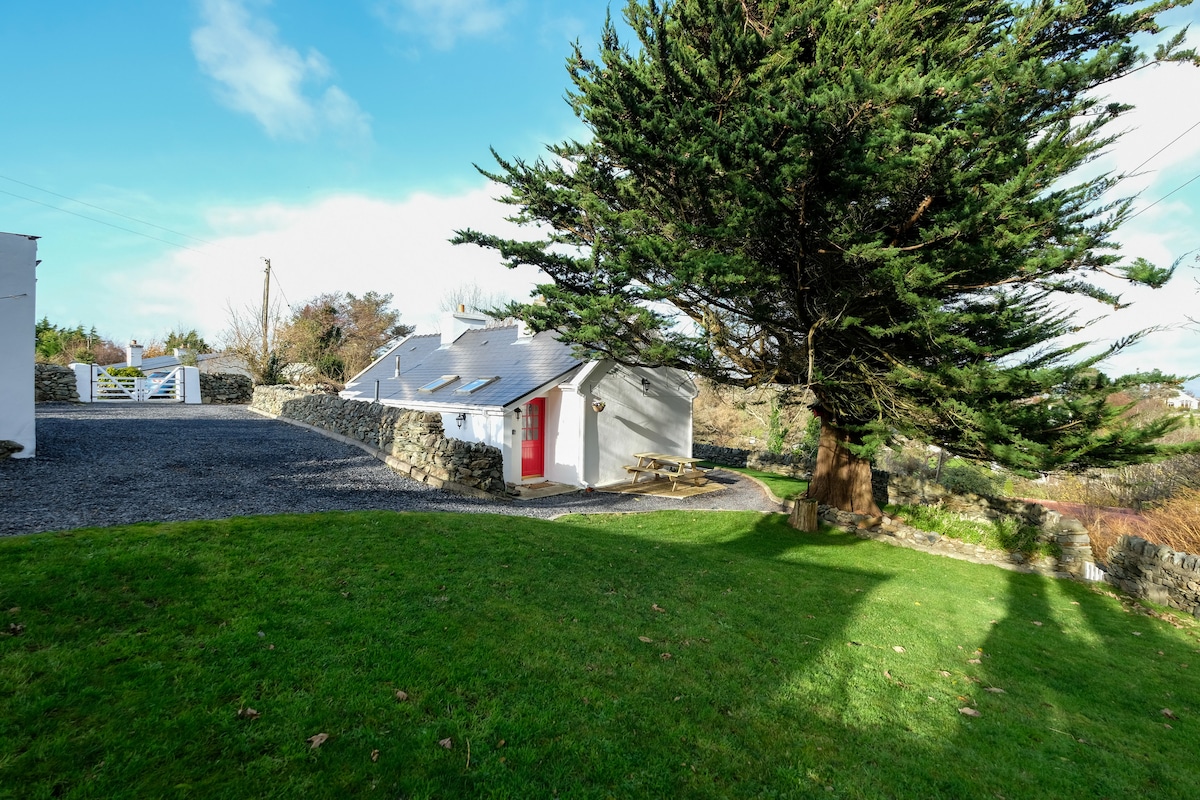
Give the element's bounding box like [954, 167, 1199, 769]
[641, 377, 651, 396]
[455, 412, 467, 428]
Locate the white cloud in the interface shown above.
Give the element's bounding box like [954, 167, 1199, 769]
[192, 0, 371, 140]
[375, 0, 514, 49]
[118, 186, 542, 343]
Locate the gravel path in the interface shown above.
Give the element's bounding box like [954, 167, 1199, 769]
[0, 403, 780, 536]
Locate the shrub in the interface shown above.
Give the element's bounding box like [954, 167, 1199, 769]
[103, 366, 145, 378]
[1093, 487, 1200, 557]
[940, 460, 1002, 497]
[888, 503, 1050, 557]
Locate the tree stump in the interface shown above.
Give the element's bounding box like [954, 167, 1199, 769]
[789, 499, 818, 532]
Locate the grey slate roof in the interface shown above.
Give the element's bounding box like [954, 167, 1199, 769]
[346, 325, 584, 409]
[104, 353, 223, 371]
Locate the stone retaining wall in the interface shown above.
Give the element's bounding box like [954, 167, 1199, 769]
[200, 373, 253, 404]
[250, 386, 505, 497]
[692, 443, 812, 477]
[34, 363, 79, 402]
[884, 472, 1094, 576]
[1105, 536, 1200, 617]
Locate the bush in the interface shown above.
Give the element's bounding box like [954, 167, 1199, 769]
[940, 460, 1002, 497]
[888, 503, 1050, 557]
[1093, 487, 1200, 557]
[103, 366, 145, 378]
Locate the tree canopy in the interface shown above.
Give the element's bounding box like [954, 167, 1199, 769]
[280, 291, 413, 382]
[456, 0, 1199, 511]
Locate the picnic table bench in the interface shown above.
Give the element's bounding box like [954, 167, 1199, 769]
[622, 452, 708, 491]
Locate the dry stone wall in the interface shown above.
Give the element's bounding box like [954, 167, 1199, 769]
[1106, 536, 1200, 617]
[200, 373, 252, 404]
[885, 472, 1094, 576]
[250, 386, 505, 497]
[34, 363, 79, 402]
[692, 443, 812, 477]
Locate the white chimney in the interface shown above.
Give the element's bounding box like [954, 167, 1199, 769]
[126, 340, 144, 367]
[439, 307, 489, 346]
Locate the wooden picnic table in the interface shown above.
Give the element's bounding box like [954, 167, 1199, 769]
[623, 452, 707, 491]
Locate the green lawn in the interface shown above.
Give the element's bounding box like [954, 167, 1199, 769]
[2, 511, 1197, 799]
[702, 462, 809, 499]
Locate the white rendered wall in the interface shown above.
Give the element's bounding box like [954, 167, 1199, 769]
[0, 234, 37, 458]
[586, 365, 695, 487]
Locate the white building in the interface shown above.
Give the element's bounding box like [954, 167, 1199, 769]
[1166, 390, 1200, 411]
[0, 232, 38, 458]
[342, 309, 698, 489]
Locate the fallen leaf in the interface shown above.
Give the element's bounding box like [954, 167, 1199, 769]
[394, 690, 409, 702]
[638, 636, 653, 643]
[267, 644, 275, 650]
[307, 733, 329, 749]
[652, 604, 667, 613]
[1162, 708, 1178, 720]
[497, 739, 506, 748]
[439, 738, 453, 749]
[938, 670, 951, 678]
[237, 707, 261, 720]
[1132, 632, 1142, 636]
[985, 687, 1006, 694]
[884, 670, 892, 679]
[5, 623, 24, 636]
[1165, 723, 1174, 729]
[1032, 621, 1043, 627]
[958, 707, 981, 717]
[257, 631, 265, 638]
[893, 646, 906, 653]
[370, 749, 380, 762]
[968, 658, 982, 665]
[7, 607, 18, 614]
[661, 652, 673, 659]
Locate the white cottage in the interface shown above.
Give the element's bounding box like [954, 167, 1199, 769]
[0, 232, 38, 458]
[342, 309, 698, 489]
[1167, 390, 1200, 411]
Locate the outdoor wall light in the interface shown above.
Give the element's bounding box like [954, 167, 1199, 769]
[641, 377, 651, 396]
[455, 412, 467, 428]
[514, 406, 522, 421]
[591, 399, 607, 413]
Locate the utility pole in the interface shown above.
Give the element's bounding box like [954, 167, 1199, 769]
[261, 258, 271, 361]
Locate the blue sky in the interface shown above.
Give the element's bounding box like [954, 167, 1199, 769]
[3, 0, 1199, 392]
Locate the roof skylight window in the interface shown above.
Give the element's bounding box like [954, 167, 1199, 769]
[455, 377, 498, 394]
[418, 375, 459, 392]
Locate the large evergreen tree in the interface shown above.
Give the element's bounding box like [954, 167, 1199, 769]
[456, 0, 1198, 513]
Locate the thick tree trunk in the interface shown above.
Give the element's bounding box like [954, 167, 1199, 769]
[807, 421, 882, 516]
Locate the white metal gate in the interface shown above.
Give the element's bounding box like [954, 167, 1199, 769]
[93, 366, 183, 402]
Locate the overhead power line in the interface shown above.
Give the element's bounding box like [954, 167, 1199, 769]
[1127, 170, 1200, 221]
[0, 188, 208, 254]
[0, 173, 216, 248]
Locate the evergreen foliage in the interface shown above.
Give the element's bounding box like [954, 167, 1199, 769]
[457, 0, 1199, 483]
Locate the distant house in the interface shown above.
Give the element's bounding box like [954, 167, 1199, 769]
[106, 348, 251, 378]
[342, 309, 698, 488]
[0, 232, 38, 458]
[1166, 390, 1200, 411]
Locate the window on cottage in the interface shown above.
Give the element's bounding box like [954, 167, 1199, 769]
[418, 375, 459, 392]
[455, 377, 498, 394]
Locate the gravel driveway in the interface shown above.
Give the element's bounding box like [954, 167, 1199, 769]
[0, 403, 780, 536]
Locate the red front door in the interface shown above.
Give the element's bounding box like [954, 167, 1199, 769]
[521, 398, 545, 478]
